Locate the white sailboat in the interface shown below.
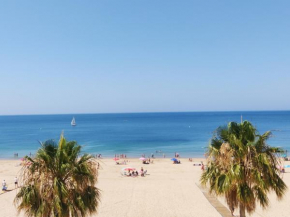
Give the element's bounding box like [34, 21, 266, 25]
[71, 117, 76, 126]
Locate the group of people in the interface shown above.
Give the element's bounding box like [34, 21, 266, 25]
[127, 170, 139, 176]
[173, 160, 181, 164]
[116, 160, 128, 165]
[279, 165, 285, 173]
[95, 154, 102, 158]
[141, 154, 155, 158]
[2, 177, 18, 191]
[117, 154, 127, 158]
[14, 152, 33, 158]
[126, 167, 147, 177]
[142, 158, 153, 164]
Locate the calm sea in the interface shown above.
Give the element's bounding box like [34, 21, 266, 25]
[0, 111, 289, 159]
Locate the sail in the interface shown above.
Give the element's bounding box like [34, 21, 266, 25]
[71, 117, 76, 126]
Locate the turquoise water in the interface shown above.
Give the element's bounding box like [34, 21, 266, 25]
[0, 111, 289, 158]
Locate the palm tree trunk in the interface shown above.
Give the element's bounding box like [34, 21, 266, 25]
[240, 204, 246, 217]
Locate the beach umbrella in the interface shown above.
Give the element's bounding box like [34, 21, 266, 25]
[122, 167, 136, 171]
[113, 157, 119, 161]
[139, 157, 146, 161]
[171, 158, 178, 161]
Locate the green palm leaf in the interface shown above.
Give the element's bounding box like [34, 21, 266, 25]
[14, 134, 100, 217]
[200, 121, 287, 217]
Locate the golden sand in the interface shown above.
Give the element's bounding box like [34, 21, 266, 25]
[0, 158, 289, 217]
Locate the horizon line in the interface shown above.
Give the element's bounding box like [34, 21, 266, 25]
[0, 109, 289, 117]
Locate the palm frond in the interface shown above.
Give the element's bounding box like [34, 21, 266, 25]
[14, 133, 100, 217]
[200, 121, 287, 216]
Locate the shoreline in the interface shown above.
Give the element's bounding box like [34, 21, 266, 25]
[0, 156, 207, 161]
[0, 151, 207, 160]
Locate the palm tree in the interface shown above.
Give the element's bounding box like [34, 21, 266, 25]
[201, 121, 287, 217]
[14, 134, 100, 217]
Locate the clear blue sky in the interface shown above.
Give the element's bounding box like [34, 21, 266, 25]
[0, 1, 289, 115]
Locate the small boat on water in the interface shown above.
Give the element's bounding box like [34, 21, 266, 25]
[71, 117, 76, 126]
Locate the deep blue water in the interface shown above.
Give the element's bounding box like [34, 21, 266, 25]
[0, 111, 289, 158]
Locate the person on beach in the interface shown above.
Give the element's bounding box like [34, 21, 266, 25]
[201, 163, 204, 171]
[14, 177, 18, 188]
[2, 180, 7, 191]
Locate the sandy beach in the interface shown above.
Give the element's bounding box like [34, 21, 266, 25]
[0, 158, 289, 217]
